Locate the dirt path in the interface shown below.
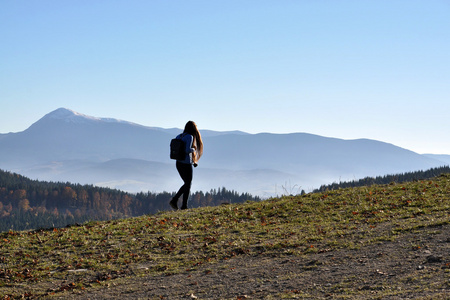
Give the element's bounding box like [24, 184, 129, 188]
[58, 225, 449, 299]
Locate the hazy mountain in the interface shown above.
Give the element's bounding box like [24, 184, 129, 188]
[0, 108, 446, 197]
[423, 154, 450, 166]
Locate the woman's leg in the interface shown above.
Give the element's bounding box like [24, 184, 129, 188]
[174, 161, 193, 208]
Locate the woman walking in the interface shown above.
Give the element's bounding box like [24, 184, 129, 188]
[170, 121, 203, 210]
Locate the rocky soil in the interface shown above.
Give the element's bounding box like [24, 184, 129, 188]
[60, 224, 449, 300]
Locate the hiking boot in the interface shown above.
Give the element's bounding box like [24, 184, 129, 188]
[169, 198, 178, 210]
[180, 200, 188, 210]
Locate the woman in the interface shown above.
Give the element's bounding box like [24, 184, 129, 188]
[170, 121, 203, 210]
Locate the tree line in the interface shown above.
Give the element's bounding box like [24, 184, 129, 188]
[0, 169, 260, 232]
[313, 166, 450, 193]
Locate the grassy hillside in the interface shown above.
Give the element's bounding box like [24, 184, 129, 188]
[1, 175, 449, 299]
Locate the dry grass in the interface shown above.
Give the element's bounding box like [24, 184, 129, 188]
[0, 175, 449, 299]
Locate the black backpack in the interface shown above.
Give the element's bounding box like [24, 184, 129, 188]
[170, 135, 186, 160]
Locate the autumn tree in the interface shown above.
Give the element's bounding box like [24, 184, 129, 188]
[18, 199, 30, 212]
[62, 186, 77, 207]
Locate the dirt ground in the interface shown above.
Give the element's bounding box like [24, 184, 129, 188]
[55, 224, 449, 300]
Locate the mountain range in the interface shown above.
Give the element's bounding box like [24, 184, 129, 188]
[0, 108, 448, 197]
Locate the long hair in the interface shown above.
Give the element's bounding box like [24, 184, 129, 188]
[183, 121, 203, 163]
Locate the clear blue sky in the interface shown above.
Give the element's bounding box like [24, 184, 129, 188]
[1, 1, 449, 154]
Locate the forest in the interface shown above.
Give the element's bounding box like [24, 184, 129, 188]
[0, 169, 260, 232]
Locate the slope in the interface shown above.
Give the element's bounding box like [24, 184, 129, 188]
[1, 174, 448, 299]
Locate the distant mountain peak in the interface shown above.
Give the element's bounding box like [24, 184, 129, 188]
[47, 108, 80, 118]
[44, 108, 99, 122]
[39, 108, 140, 127]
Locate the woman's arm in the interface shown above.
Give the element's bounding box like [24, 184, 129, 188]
[184, 134, 195, 154]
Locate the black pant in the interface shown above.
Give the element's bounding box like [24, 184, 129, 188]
[174, 161, 193, 208]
